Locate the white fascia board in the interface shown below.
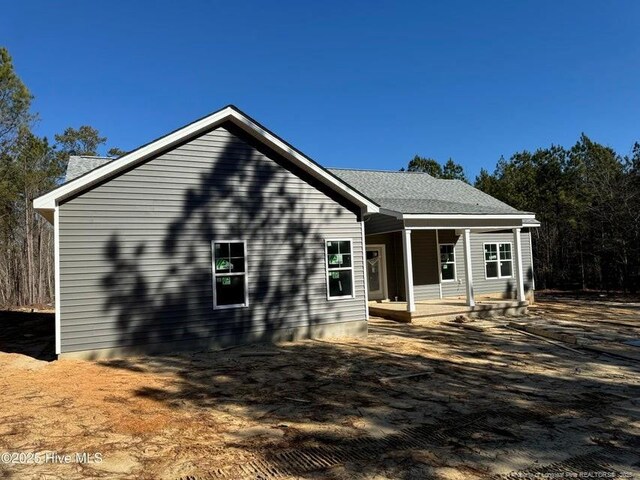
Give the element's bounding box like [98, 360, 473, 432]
[402, 213, 536, 220]
[522, 221, 541, 228]
[33, 107, 379, 214]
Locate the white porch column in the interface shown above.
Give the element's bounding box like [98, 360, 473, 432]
[513, 227, 526, 302]
[402, 229, 416, 312]
[463, 228, 475, 307]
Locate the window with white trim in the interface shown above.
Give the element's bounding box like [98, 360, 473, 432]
[325, 240, 354, 299]
[212, 240, 248, 308]
[484, 242, 512, 279]
[439, 244, 456, 281]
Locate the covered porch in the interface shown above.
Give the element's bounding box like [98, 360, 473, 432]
[364, 219, 537, 323]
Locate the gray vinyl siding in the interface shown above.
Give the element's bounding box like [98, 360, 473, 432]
[470, 230, 534, 297]
[364, 214, 404, 235]
[411, 231, 440, 300]
[58, 126, 366, 354]
[438, 230, 534, 299]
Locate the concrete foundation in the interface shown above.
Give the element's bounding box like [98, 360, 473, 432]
[59, 319, 368, 360]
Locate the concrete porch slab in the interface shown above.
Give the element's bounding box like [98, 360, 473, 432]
[368, 296, 529, 323]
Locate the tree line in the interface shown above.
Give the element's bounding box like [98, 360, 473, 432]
[2, 42, 638, 307]
[401, 155, 469, 182]
[0, 47, 120, 307]
[406, 138, 640, 292]
[476, 137, 640, 292]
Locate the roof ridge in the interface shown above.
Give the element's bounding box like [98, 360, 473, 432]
[328, 167, 433, 175]
[328, 168, 470, 182]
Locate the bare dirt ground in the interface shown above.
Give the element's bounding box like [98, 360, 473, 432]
[1, 293, 640, 479]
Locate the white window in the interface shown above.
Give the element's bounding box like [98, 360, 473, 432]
[212, 240, 248, 309]
[439, 244, 456, 281]
[484, 242, 513, 279]
[325, 239, 355, 299]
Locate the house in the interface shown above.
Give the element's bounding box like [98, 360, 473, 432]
[34, 106, 538, 359]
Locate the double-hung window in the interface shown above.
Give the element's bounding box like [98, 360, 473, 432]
[325, 239, 354, 299]
[484, 242, 513, 279]
[212, 240, 248, 309]
[439, 244, 456, 281]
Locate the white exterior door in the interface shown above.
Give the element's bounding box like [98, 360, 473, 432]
[366, 245, 387, 301]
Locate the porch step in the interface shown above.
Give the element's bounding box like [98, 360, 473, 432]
[369, 306, 412, 323]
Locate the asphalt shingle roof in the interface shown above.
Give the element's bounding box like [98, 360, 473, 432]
[328, 168, 531, 215]
[65, 156, 113, 182]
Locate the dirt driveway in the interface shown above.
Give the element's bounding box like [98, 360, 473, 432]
[1, 294, 639, 479]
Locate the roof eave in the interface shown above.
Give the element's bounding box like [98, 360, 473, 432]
[522, 220, 541, 228]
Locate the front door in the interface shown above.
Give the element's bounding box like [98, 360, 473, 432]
[366, 245, 387, 301]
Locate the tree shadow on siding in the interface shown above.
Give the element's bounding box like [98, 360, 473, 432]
[499, 266, 535, 300]
[526, 265, 534, 295]
[98, 123, 353, 358]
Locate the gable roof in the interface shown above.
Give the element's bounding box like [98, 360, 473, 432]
[33, 105, 379, 217]
[328, 168, 536, 220]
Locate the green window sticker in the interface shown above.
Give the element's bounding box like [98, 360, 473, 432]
[329, 254, 343, 266]
[216, 259, 235, 271]
[221, 276, 231, 285]
[330, 271, 340, 279]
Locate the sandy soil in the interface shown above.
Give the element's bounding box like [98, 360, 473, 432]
[1, 293, 639, 479]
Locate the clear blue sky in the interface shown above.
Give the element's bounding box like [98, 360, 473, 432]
[3, 1, 639, 179]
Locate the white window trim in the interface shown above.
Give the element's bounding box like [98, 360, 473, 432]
[483, 241, 513, 280]
[325, 238, 356, 301]
[439, 243, 457, 283]
[212, 239, 249, 310]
